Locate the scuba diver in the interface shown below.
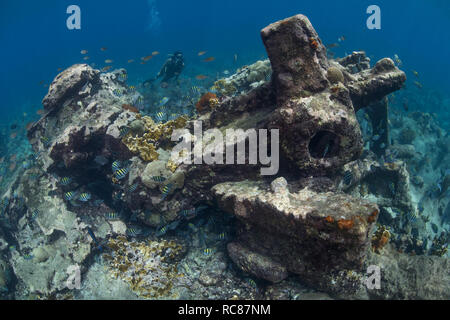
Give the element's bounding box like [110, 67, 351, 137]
[144, 51, 184, 87]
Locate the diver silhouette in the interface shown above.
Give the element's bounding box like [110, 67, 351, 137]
[144, 51, 184, 86]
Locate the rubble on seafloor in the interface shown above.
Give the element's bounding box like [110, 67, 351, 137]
[0, 14, 448, 300]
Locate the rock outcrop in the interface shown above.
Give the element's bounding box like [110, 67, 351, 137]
[213, 178, 379, 294]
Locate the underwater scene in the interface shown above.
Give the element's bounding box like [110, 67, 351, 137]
[0, 0, 449, 301]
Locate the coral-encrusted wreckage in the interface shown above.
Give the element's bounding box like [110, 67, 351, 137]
[0, 14, 448, 299]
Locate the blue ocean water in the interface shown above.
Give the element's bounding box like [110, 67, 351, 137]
[1, 0, 449, 124]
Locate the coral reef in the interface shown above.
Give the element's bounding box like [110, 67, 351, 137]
[2, 12, 446, 301]
[211, 60, 271, 96]
[103, 236, 185, 299]
[195, 92, 218, 113]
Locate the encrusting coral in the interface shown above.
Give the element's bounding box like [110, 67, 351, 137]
[371, 225, 391, 253]
[196, 92, 219, 113]
[103, 236, 185, 299]
[122, 114, 188, 162]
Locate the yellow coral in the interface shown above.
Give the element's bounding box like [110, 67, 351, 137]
[212, 79, 237, 96]
[105, 237, 184, 299]
[166, 159, 179, 173]
[122, 115, 188, 162]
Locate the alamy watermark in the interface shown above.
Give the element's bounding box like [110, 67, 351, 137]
[365, 265, 381, 289]
[170, 121, 279, 176]
[66, 5, 81, 30]
[366, 5, 381, 30]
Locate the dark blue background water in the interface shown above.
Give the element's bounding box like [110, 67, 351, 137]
[1, 0, 449, 124]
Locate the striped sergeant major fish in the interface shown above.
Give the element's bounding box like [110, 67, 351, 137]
[114, 167, 130, 180]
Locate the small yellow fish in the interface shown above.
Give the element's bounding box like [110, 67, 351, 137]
[198, 51, 207, 56]
[152, 51, 160, 56]
[412, 70, 419, 77]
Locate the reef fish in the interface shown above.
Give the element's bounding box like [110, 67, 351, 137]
[406, 211, 418, 223]
[59, 177, 72, 186]
[160, 183, 173, 200]
[119, 126, 130, 137]
[343, 170, 353, 185]
[79, 192, 91, 202]
[64, 191, 77, 201]
[159, 97, 169, 106]
[30, 209, 39, 220]
[203, 248, 213, 256]
[111, 160, 122, 172]
[113, 88, 123, 97]
[114, 167, 129, 180]
[87, 227, 103, 251]
[126, 226, 142, 237]
[118, 73, 127, 82]
[152, 176, 166, 182]
[155, 111, 167, 122]
[105, 212, 120, 220]
[127, 183, 138, 193]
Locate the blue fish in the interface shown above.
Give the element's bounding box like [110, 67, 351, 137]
[111, 160, 122, 172]
[114, 167, 129, 180]
[105, 212, 120, 220]
[126, 226, 142, 237]
[119, 126, 130, 137]
[23, 253, 34, 260]
[202, 248, 213, 256]
[59, 177, 72, 186]
[64, 191, 76, 201]
[160, 183, 173, 200]
[79, 192, 91, 202]
[87, 227, 103, 251]
[155, 112, 167, 122]
[343, 170, 353, 185]
[159, 97, 169, 107]
[118, 73, 128, 82]
[30, 209, 39, 220]
[152, 176, 166, 182]
[127, 183, 138, 193]
[113, 88, 123, 97]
